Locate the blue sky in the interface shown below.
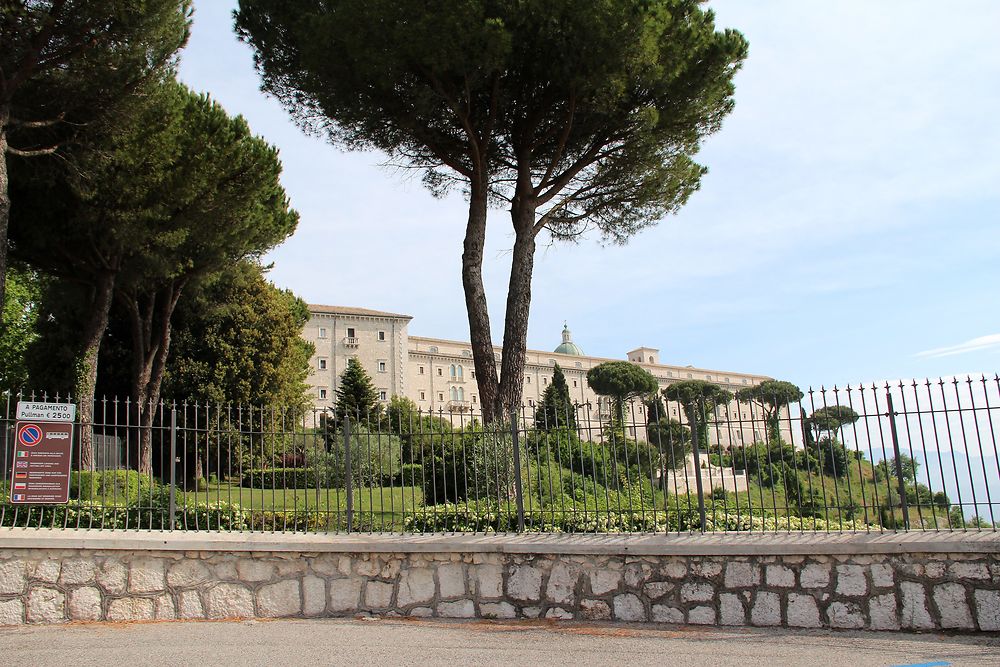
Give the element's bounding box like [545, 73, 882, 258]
[177, 1, 1000, 391]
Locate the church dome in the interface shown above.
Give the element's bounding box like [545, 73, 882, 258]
[554, 323, 584, 356]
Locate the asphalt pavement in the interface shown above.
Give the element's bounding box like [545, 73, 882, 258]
[2, 617, 998, 666]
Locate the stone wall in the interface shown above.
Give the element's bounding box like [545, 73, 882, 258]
[1, 535, 998, 631]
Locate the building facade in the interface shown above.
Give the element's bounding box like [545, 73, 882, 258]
[302, 305, 787, 447]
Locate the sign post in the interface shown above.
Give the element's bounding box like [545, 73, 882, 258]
[10, 401, 77, 504]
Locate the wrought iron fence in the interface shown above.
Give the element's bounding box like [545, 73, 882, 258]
[2, 375, 998, 534]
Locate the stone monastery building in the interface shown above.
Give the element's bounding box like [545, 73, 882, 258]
[302, 305, 781, 446]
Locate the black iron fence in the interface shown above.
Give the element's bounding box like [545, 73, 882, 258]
[2, 376, 998, 534]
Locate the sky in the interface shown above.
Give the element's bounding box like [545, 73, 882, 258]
[176, 1, 1000, 392]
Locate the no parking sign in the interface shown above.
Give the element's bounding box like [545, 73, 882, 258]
[10, 402, 76, 504]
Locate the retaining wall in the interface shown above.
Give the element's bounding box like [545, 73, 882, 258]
[0, 530, 998, 631]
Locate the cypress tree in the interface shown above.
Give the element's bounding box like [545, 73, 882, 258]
[534, 363, 576, 431]
[335, 357, 381, 423]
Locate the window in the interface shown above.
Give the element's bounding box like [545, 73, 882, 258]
[742, 378, 749, 384]
[379, 391, 387, 401]
[449, 364, 457, 379]
[457, 365, 464, 380]
[472, 395, 477, 403]
[378, 330, 386, 341]
[648, 356, 653, 363]
[543, 377, 548, 385]
[725, 377, 731, 383]
[706, 375, 712, 381]
[318, 358, 327, 370]
[574, 362, 582, 368]
[319, 388, 327, 400]
[438, 393, 444, 401]
[687, 373, 693, 379]
[450, 387, 457, 400]
[318, 327, 327, 339]
[429, 346, 439, 353]
[420, 391, 426, 400]
[437, 367, 443, 376]
[471, 371, 475, 379]
[528, 399, 535, 408]
[526, 376, 531, 384]
[378, 361, 387, 373]
[346, 327, 356, 338]
[667, 371, 674, 378]
[419, 366, 425, 375]
[573, 380, 578, 387]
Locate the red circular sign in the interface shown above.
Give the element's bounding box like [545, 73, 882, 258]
[17, 423, 43, 447]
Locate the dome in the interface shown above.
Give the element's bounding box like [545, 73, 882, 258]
[554, 322, 584, 356]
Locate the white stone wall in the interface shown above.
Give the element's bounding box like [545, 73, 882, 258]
[1, 544, 997, 630]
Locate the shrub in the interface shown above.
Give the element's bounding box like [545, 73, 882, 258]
[421, 430, 519, 506]
[70, 470, 154, 505]
[241, 467, 322, 489]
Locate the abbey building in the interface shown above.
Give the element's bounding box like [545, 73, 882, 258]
[302, 304, 783, 447]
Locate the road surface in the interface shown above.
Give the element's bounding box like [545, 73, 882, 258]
[2, 617, 998, 666]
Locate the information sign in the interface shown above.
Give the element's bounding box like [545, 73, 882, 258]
[9, 402, 75, 504]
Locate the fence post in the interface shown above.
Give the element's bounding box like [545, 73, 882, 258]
[885, 392, 910, 530]
[509, 409, 526, 533]
[689, 401, 707, 533]
[344, 414, 353, 533]
[168, 407, 177, 531]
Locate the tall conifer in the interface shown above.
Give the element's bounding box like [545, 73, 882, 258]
[534, 363, 576, 431]
[335, 357, 381, 423]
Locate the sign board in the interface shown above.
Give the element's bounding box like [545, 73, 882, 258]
[9, 402, 75, 504]
[16, 401, 76, 422]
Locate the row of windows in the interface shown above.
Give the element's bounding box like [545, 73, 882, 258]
[317, 358, 388, 373]
[317, 388, 388, 401]
[418, 390, 479, 404]
[317, 327, 388, 341]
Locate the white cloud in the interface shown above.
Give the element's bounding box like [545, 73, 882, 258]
[916, 335, 1000, 359]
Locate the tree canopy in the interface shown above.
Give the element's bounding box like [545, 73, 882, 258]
[534, 363, 576, 431]
[735, 379, 803, 442]
[235, 0, 747, 421]
[0, 0, 192, 306]
[662, 379, 733, 450]
[335, 357, 381, 424]
[587, 361, 658, 403]
[807, 404, 860, 439]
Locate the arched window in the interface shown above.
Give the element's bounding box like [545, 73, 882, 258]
[449, 364, 457, 379]
[457, 365, 464, 380]
[450, 386, 458, 401]
[458, 387, 465, 401]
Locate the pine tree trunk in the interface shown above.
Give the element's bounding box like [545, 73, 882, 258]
[74, 270, 116, 471]
[497, 200, 537, 417]
[462, 175, 501, 422]
[0, 110, 10, 310]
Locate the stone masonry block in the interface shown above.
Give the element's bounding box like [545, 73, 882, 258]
[68, 587, 103, 621]
[96, 560, 128, 595]
[750, 591, 781, 626]
[680, 582, 713, 603]
[178, 590, 204, 619]
[206, 583, 254, 619]
[437, 563, 466, 599]
[613, 593, 646, 622]
[507, 565, 542, 603]
[27, 586, 65, 623]
[974, 590, 1000, 631]
[589, 569, 621, 596]
[949, 562, 989, 581]
[398, 568, 435, 607]
[828, 601, 864, 629]
[236, 559, 275, 582]
[0, 559, 28, 595]
[480, 602, 517, 619]
[0, 599, 24, 626]
[868, 593, 900, 631]
[546, 562, 578, 605]
[933, 583, 974, 630]
[128, 558, 165, 593]
[869, 563, 895, 589]
[719, 593, 746, 626]
[474, 565, 503, 599]
[651, 605, 684, 624]
[724, 562, 760, 589]
[59, 559, 97, 586]
[328, 578, 362, 613]
[167, 559, 212, 588]
[766, 564, 795, 588]
[900, 581, 935, 630]
[364, 580, 394, 610]
[257, 579, 302, 618]
[835, 565, 867, 597]
[580, 600, 611, 621]
[786, 593, 820, 628]
[107, 597, 154, 622]
[799, 563, 830, 589]
[302, 575, 326, 616]
[687, 606, 716, 625]
[32, 560, 61, 583]
[438, 600, 476, 618]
